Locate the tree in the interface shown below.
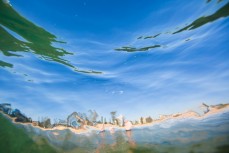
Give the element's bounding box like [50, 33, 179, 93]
[104, 118, 107, 124]
[88, 110, 99, 123]
[92, 110, 98, 122]
[44, 118, 51, 128]
[53, 118, 58, 127]
[39, 117, 52, 128]
[146, 116, 153, 123]
[101, 116, 103, 123]
[110, 111, 116, 124]
[140, 117, 143, 124]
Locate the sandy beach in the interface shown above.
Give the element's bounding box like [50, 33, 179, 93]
[1, 103, 229, 134]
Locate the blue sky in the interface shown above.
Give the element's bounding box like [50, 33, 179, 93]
[0, 0, 229, 121]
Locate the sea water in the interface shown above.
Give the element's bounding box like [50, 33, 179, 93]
[18, 111, 229, 153]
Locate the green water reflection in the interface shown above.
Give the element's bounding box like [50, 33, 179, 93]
[0, 1, 101, 74]
[115, 2, 229, 52]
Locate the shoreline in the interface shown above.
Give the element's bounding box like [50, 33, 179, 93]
[1, 103, 229, 134]
[133, 105, 229, 129]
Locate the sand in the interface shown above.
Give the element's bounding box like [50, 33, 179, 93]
[1, 104, 229, 134]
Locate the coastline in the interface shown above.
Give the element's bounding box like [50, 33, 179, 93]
[132, 104, 229, 129]
[1, 103, 229, 134]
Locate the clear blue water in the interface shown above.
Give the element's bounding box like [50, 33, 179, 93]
[1, 0, 229, 152]
[0, 0, 229, 121]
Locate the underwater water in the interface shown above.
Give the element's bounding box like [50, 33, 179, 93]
[1, 0, 229, 120]
[1, 0, 229, 152]
[10, 111, 229, 153]
[0, 113, 57, 153]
